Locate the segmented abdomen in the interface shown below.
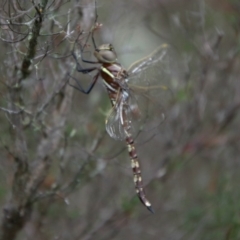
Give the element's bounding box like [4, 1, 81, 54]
[123, 108, 153, 213]
[101, 63, 153, 213]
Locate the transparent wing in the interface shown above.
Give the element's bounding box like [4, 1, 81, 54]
[128, 44, 169, 76]
[105, 89, 142, 141]
[106, 44, 174, 141]
[105, 98, 125, 141]
[128, 44, 173, 96]
[126, 44, 174, 139]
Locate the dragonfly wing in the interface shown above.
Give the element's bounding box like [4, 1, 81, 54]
[105, 90, 140, 140]
[105, 100, 126, 141]
[106, 44, 174, 141]
[128, 44, 170, 76]
[125, 44, 174, 139]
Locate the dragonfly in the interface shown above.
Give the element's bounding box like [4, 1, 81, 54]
[69, 11, 172, 213]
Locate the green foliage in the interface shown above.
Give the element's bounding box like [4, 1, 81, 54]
[121, 195, 138, 214]
[0, 185, 7, 200]
[183, 175, 240, 240]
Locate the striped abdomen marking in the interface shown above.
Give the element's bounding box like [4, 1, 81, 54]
[125, 128, 154, 213]
[101, 64, 153, 213]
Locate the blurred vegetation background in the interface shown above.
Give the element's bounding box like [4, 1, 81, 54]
[0, 0, 240, 239]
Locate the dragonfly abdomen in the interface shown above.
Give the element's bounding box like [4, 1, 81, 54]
[125, 130, 154, 213]
[100, 62, 154, 213]
[97, 49, 153, 213]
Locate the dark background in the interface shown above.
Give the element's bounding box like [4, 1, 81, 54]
[0, 0, 240, 239]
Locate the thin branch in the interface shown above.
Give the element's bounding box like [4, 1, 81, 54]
[20, 1, 48, 80]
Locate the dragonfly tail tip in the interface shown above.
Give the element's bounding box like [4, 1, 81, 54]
[147, 205, 154, 214]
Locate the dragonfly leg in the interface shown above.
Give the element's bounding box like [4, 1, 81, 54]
[71, 1, 99, 65]
[72, 51, 98, 72]
[68, 72, 99, 94]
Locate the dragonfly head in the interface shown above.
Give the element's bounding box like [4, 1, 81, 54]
[94, 44, 118, 64]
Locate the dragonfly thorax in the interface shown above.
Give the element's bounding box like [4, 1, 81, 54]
[94, 44, 118, 63]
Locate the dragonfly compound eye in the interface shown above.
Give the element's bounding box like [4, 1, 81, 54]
[94, 44, 118, 63]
